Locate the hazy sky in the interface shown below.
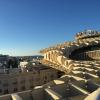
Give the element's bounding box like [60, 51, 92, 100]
[0, 0, 100, 56]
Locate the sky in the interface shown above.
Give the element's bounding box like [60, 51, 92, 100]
[0, 0, 100, 56]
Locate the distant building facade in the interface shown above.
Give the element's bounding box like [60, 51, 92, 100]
[0, 55, 59, 96]
[0, 65, 58, 95]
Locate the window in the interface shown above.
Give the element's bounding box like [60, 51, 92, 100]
[21, 86, 25, 91]
[4, 89, 9, 94]
[30, 85, 34, 89]
[3, 83, 8, 87]
[0, 89, 2, 93]
[43, 76, 48, 83]
[13, 81, 18, 85]
[20, 80, 25, 84]
[44, 80, 47, 83]
[50, 75, 54, 79]
[44, 76, 47, 80]
[13, 88, 18, 92]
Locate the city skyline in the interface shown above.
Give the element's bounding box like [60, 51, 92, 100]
[0, 0, 100, 56]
